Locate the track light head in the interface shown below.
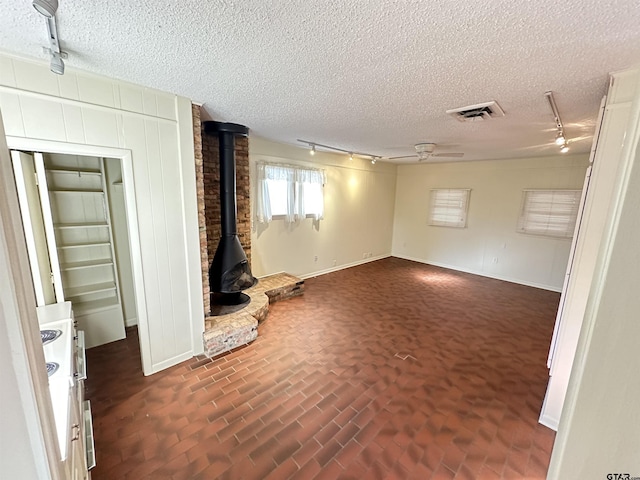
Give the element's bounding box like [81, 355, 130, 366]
[555, 132, 566, 146]
[560, 143, 569, 154]
[310, 144, 316, 156]
[371, 156, 377, 165]
[349, 152, 353, 161]
[32, 0, 58, 17]
[50, 53, 64, 75]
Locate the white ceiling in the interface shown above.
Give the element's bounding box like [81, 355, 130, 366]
[1, 0, 640, 163]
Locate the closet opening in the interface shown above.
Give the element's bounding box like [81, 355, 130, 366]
[12, 150, 139, 351]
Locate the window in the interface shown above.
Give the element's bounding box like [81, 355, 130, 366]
[256, 162, 326, 223]
[428, 189, 470, 228]
[295, 168, 325, 220]
[517, 189, 581, 238]
[264, 177, 289, 216]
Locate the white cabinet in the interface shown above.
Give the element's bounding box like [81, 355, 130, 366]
[12, 151, 126, 348]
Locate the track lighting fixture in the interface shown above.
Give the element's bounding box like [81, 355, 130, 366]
[49, 52, 64, 75]
[545, 91, 570, 154]
[32, 0, 58, 17]
[297, 139, 381, 165]
[33, 0, 66, 75]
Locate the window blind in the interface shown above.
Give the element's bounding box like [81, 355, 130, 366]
[428, 189, 470, 228]
[517, 189, 581, 238]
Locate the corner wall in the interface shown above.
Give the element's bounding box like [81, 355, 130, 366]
[249, 137, 397, 278]
[392, 155, 590, 291]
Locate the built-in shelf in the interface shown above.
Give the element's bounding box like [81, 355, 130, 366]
[57, 242, 111, 250]
[73, 296, 120, 316]
[46, 168, 102, 176]
[50, 188, 105, 193]
[65, 282, 117, 299]
[54, 222, 109, 229]
[60, 259, 114, 271]
[16, 154, 126, 353]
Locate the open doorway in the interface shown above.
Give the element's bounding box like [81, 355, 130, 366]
[11, 147, 144, 356]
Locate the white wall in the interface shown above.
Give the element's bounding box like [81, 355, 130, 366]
[392, 155, 589, 291]
[249, 137, 397, 278]
[0, 52, 203, 374]
[0, 116, 62, 479]
[0, 316, 42, 480]
[548, 67, 640, 478]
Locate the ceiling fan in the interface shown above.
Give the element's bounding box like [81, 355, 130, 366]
[388, 143, 465, 161]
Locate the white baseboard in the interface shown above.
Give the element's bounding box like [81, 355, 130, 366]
[124, 317, 138, 327]
[392, 254, 562, 293]
[299, 254, 392, 280]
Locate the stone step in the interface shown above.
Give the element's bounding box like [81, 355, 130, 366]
[203, 272, 304, 358]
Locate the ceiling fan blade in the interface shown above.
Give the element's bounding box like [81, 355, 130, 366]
[432, 152, 464, 158]
[387, 155, 418, 160]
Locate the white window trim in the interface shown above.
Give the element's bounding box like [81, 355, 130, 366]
[428, 188, 471, 228]
[517, 189, 581, 238]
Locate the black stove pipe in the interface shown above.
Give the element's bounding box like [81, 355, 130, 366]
[218, 125, 241, 237]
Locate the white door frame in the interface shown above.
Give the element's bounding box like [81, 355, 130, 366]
[6, 136, 152, 375]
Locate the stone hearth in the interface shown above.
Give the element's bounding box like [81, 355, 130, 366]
[203, 273, 304, 358]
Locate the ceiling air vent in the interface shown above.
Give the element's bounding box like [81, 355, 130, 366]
[446, 101, 505, 122]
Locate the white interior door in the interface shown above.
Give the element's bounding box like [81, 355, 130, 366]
[32, 152, 65, 303]
[10, 150, 57, 305]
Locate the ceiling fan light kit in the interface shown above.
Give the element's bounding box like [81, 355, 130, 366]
[413, 143, 465, 162]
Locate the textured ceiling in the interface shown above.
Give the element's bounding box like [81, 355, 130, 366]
[1, 0, 640, 163]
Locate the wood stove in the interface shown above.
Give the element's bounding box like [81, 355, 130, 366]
[204, 121, 257, 310]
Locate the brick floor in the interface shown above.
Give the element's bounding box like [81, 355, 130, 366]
[86, 257, 557, 479]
